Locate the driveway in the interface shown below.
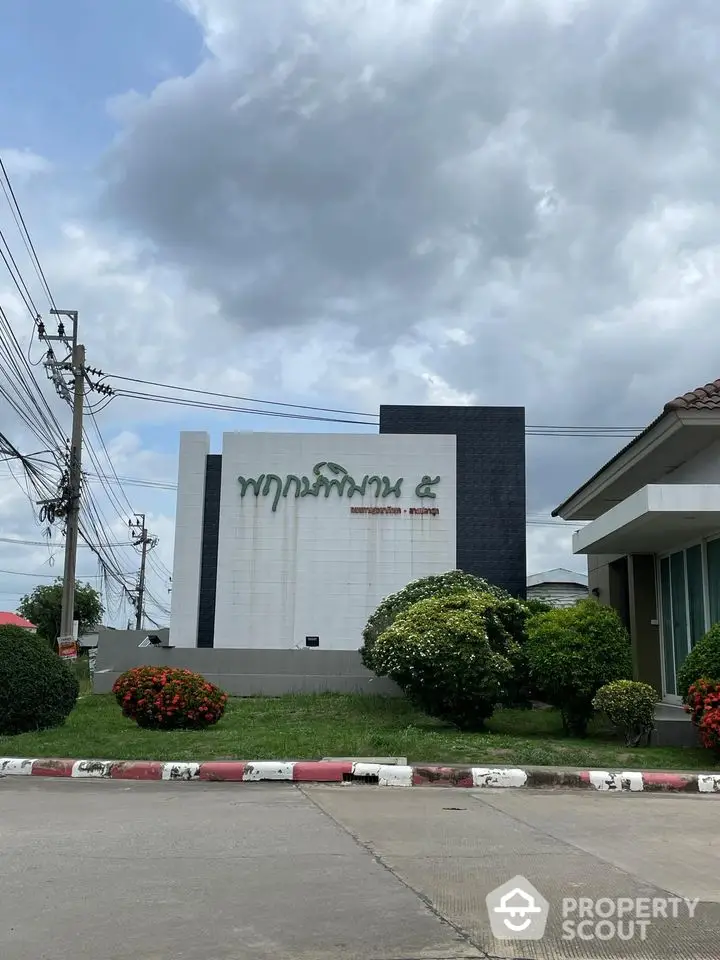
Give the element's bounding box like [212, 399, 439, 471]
[0, 779, 717, 959]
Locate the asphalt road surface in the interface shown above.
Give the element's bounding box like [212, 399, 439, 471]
[1, 778, 718, 959]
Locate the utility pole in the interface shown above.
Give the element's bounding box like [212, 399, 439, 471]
[59, 339, 85, 645]
[129, 514, 158, 630]
[39, 310, 112, 650]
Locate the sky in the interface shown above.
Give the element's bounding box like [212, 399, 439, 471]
[1, 0, 719, 625]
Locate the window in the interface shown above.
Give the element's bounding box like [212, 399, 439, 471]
[706, 538, 720, 625]
[669, 552, 689, 693]
[686, 545, 705, 647]
[659, 557, 675, 697]
[659, 543, 708, 697]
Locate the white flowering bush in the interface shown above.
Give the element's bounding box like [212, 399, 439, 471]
[360, 569, 508, 672]
[372, 591, 515, 729]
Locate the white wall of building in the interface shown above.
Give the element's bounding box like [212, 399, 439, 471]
[172, 432, 456, 650]
[169, 432, 209, 649]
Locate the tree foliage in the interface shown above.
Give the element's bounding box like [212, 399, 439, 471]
[525, 599, 633, 737]
[18, 579, 104, 648]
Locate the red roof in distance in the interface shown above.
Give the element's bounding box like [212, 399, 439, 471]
[0, 612, 36, 629]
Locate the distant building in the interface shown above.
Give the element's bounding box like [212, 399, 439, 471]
[526, 569, 588, 608]
[0, 612, 37, 632]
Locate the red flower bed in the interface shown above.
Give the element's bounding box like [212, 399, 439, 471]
[685, 678, 720, 753]
[112, 666, 228, 730]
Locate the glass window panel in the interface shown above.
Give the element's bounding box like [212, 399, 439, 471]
[686, 545, 706, 647]
[670, 551, 689, 694]
[660, 556, 675, 697]
[706, 538, 720, 626]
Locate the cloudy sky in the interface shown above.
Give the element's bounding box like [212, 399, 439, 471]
[1, 0, 719, 624]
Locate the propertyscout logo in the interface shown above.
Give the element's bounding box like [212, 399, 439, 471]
[485, 876, 698, 943]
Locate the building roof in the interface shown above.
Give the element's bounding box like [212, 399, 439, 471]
[526, 568, 588, 588]
[664, 379, 720, 411]
[0, 612, 36, 629]
[553, 377, 720, 517]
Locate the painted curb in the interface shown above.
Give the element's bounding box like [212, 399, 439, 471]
[1, 758, 720, 792]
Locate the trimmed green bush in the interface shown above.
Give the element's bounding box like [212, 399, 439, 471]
[677, 622, 720, 701]
[0, 625, 79, 735]
[360, 569, 509, 672]
[525, 600, 632, 737]
[372, 591, 515, 730]
[592, 680, 657, 746]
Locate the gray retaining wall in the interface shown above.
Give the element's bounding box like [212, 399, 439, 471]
[92, 629, 401, 697]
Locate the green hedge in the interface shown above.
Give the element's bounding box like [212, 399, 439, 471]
[526, 600, 632, 736]
[0, 625, 79, 735]
[677, 622, 720, 701]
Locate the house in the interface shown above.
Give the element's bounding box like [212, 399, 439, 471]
[553, 378, 720, 705]
[526, 568, 588, 607]
[0, 612, 36, 632]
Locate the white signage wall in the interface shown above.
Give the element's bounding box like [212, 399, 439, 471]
[171, 431, 456, 650]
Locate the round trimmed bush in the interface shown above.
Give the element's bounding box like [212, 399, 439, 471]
[372, 591, 515, 730]
[113, 666, 228, 730]
[0, 625, 79, 735]
[360, 569, 510, 672]
[677, 622, 720, 701]
[592, 680, 657, 746]
[526, 599, 632, 737]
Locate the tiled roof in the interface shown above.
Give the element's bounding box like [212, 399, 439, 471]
[0, 612, 36, 628]
[664, 379, 720, 412]
[553, 375, 720, 517]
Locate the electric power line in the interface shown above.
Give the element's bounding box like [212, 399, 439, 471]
[113, 387, 642, 437]
[105, 373, 644, 436]
[0, 156, 57, 312]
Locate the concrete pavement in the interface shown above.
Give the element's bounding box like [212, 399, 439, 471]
[0, 779, 718, 959]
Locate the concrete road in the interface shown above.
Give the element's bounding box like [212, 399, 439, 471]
[0, 780, 718, 960]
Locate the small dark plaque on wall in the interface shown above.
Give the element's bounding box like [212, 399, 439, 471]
[305, 636, 320, 648]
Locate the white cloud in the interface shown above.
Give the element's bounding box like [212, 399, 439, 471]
[0, 148, 52, 179]
[6, 0, 720, 612]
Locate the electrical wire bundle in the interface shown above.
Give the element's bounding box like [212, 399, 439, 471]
[0, 155, 171, 622]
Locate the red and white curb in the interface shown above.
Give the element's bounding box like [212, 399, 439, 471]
[1, 758, 719, 792]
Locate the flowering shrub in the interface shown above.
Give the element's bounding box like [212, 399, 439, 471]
[684, 678, 720, 726]
[372, 591, 515, 730]
[684, 679, 720, 754]
[592, 680, 657, 746]
[112, 666, 228, 730]
[360, 570, 508, 672]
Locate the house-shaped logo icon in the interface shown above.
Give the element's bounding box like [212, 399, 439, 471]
[486, 875, 549, 940]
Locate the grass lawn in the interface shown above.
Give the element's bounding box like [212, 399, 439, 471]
[0, 693, 714, 770]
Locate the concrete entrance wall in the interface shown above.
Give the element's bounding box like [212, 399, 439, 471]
[92, 629, 401, 697]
